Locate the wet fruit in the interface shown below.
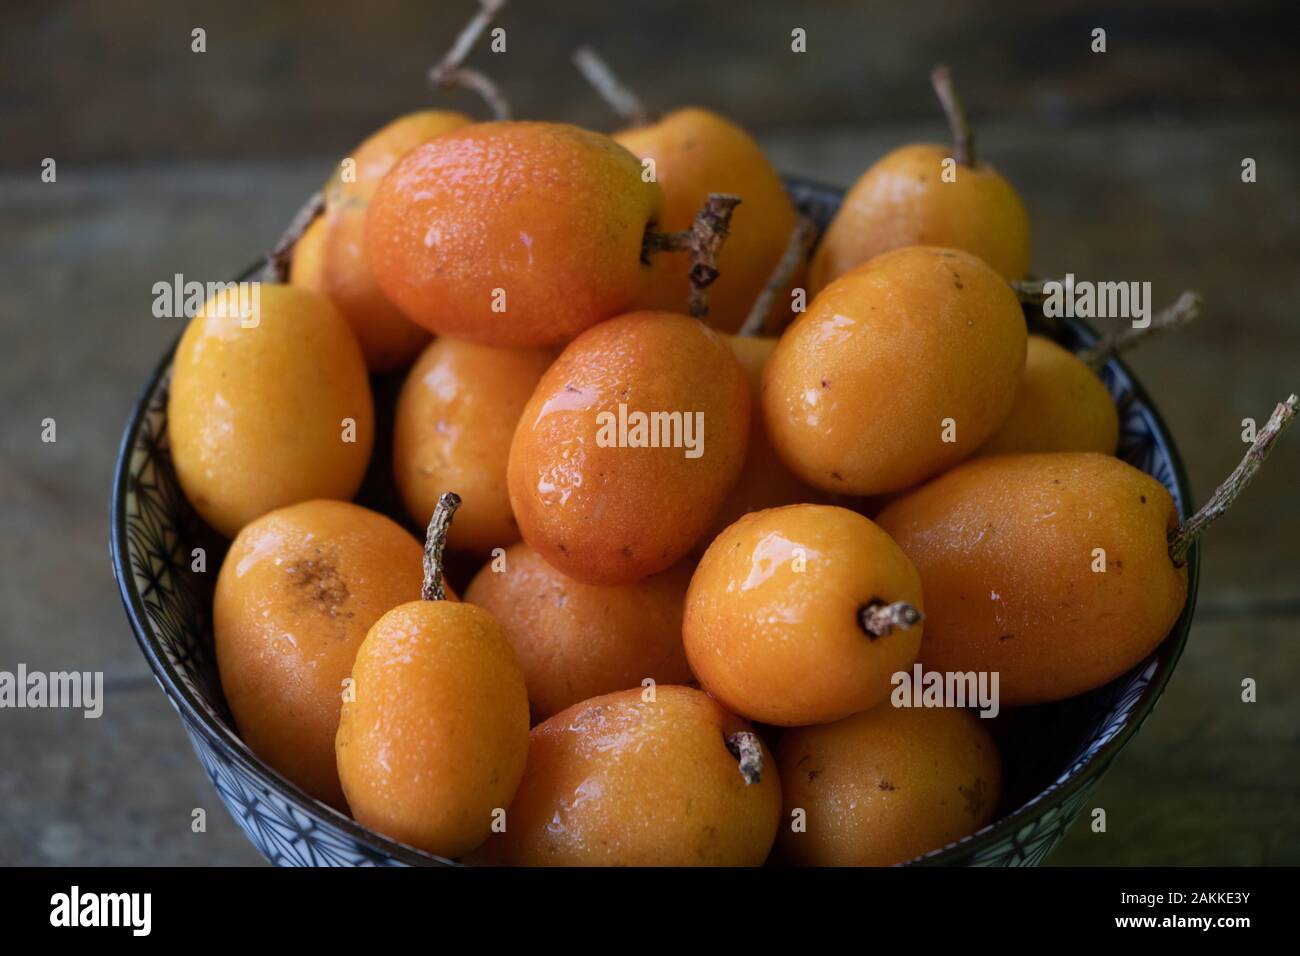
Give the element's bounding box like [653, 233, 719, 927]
[465, 542, 693, 721]
[336, 494, 528, 858]
[365, 121, 664, 348]
[763, 245, 1026, 496]
[508, 310, 751, 585]
[876, 452, 1188, 706]
[169, 284, 373, 538]
[393, 338, 552, 553]
[481, 685, 781, 866]
[776, 704, 1001, 866]
[684, 504, 924, 726]
[213, 500, 425, 809]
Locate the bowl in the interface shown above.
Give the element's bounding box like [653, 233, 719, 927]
[110, 178, 1200, 866]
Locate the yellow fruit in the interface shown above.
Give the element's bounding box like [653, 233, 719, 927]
[777, 704, 1001, 866]
[763, 246, 1026, 495]
[977, 335, 1119, 456]
[336, 600, 529, 858]
[810, 142, 1030, 290]
[685, 504, 923, 726]
[482, 686, 781, 866]
[393, 338, 552, 553]
[616, 108, 800, 332]
[877, 452, 1188, 706]
[169, 284, 373, 538]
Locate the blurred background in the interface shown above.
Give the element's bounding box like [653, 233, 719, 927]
[1, 0, 1296, 865]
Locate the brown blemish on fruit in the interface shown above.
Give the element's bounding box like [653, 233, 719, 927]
[878, 779, 897, 791]
[285, 555, 351, 618]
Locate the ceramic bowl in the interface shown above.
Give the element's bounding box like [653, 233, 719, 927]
[110, 178, 1199, 866]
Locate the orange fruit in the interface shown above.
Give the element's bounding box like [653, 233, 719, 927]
[777, 704, 1001, 866]
[465, 542, 693, 721]
[685, 504, 923, 726]
[365, 121, 664, 348]
[481, 686, 781, 866]
[213, 500, 425, 809]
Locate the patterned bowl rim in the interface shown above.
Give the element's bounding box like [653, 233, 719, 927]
[110, 186, 1200, 867]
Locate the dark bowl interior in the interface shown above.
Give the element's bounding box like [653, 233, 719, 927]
[111, 177, 1199, 866]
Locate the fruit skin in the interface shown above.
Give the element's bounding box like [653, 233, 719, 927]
[393, 338, 552, 554]
[329, 110, 473, 204]
[291, 208, 430, 373]
[776, 704, 1001, 866]
[876, 452, 1188, 706]
[615, 107, 800, 333]
[291, 111, 473, 372]
[465, 542, 694, 721]
[336, 600, 529, 858]
[169, 284, 374, 538]
[809, 143, 1030, 291]
[977, 335, 1119, 457]
[684, 504, 924, 726]
[696, 335, 823, 550]
[481, 686, 781, 866]
[763, 246, 1026, 496]
[213, 500, 425, 809]
[365, 121, 664, 348]
[508, 310, 751, 585]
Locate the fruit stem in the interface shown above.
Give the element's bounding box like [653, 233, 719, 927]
[725, 731, 763, 786]
[572, 46, 653, 127]
[643, 193, 742, 319]
[262, 191, 324, 283]
[421, 492, 463, 601]
[1168, 394, 1297, 566]
[1079, 291, 1202, 369]
[858, 601, 924, 638]
[930, 65, 975, 167]
[428, 0, 512, 121]
[738, 217, 816, 337]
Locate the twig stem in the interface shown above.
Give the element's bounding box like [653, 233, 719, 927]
[1079, 290, 1202, 369]
[262, 191, 324, 283]
[931, 65, 975, 167]
[428, 0, 511, 120]
[1168, 395, 1297, 566]
[421, 492, 462, 601]
[738, 217, 815, 337]
[642, 193, 742, 318]
[572, 46, 652, 127]
[725, 731, 763, 786]
[858, 601, 924, 638]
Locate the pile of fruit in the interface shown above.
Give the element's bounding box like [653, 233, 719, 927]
[166, 5, 1293, 866]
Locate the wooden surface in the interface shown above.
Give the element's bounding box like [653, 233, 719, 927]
[0, 0, 1297, 866]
